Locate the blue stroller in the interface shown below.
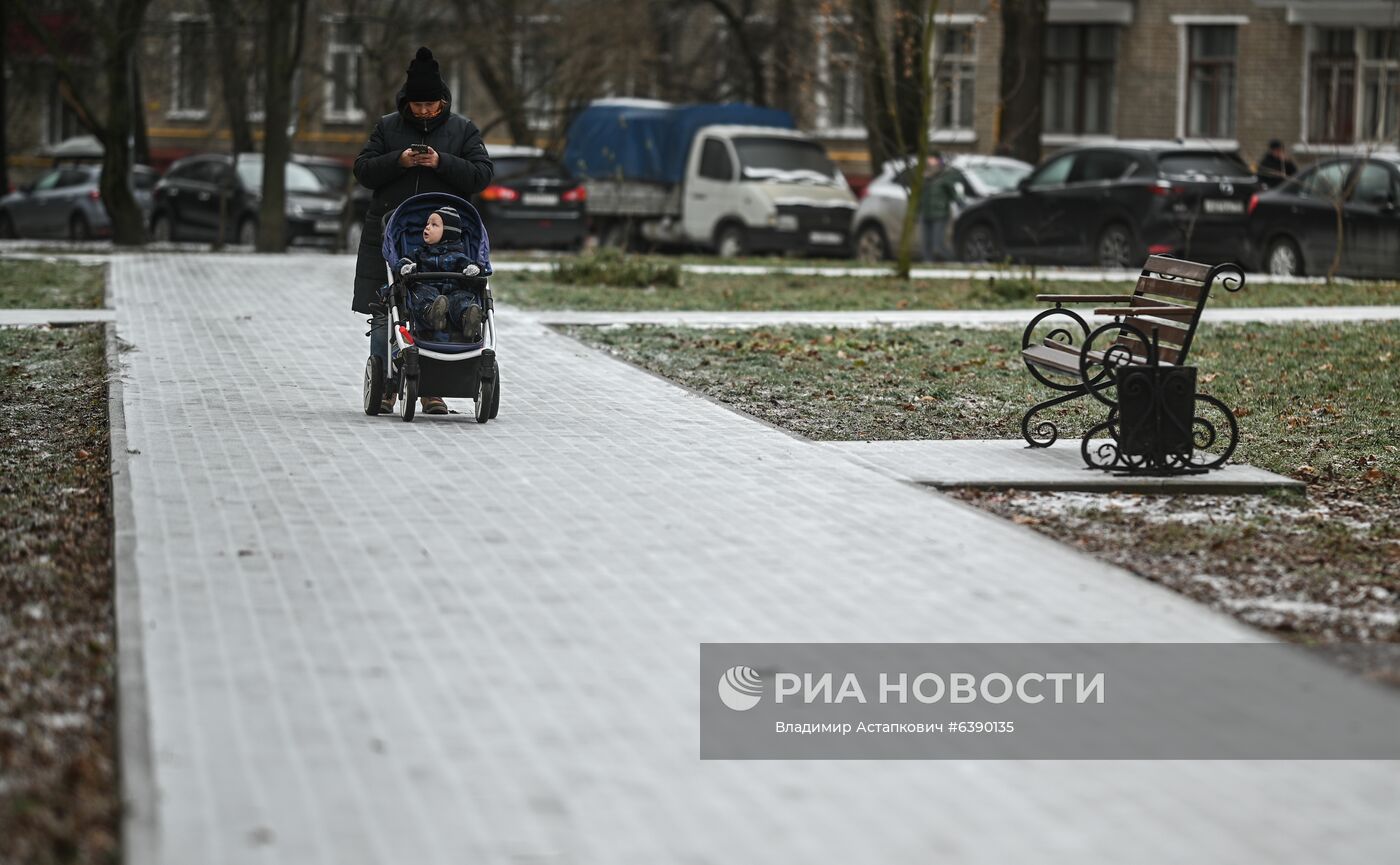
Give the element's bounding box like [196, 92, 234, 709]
[362, 192, 500, 423]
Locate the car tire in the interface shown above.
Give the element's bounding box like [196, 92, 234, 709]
[960, 223, 1002, 263]
[855, 222, 889, 263]
[715, 223, 747, 258]
[0, 211, 15, 239]
[1266, 235, 1304, 277]
[70, 214, 92, 241]
[151, 213, 174, 242]
[1096, 223, 1137, 269]
[237, 218, 258, 247]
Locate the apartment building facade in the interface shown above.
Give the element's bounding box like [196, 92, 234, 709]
[4, 0, 1397, 184]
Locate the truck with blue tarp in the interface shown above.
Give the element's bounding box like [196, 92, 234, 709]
[562, 99, 857, 256]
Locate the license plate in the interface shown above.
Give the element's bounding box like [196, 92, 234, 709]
[809, 230, 844, 245]
[522, 192, 559, 206]
[314, 219, 340, 232]
[1203, 199, 1244, 214]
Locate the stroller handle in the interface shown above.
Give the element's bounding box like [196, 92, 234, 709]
[400, 271, 488, 286]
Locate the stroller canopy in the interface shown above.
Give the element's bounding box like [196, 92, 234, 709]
[382, 192, 492, 275]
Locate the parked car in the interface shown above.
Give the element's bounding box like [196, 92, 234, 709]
[294, 153, 370, 250]
[851, 154, 1032, 261]
[149, 153, 344, 245]
[952, 142, 1259, 268]
[473, 145, 587, 250]
[565, 100, 857, 256]
[1247, 154, 1400, 278]
[0, 163, 158, 239]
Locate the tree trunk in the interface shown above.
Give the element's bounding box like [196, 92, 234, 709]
[102, 0, 152, 246]
[131, 58, 150, 166]
[0, 0, 9, 195]
[896, 0, 939, 280]
[768, 0, 800, 116]
[997, 0, 1047, 165]
[207, 0, 254, 154]
[853, 0, 900, 170]
[256, 0, 308, 253]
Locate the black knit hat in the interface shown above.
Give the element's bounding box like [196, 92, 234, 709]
[433, 206, 462, 240]
[405, 47, 446, 101]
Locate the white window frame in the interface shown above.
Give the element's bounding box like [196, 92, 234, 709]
[514, 14, 560, 132]
[813, 14, 865, 138]
[1297, 24, 1400, 151]
[167, 13, 211, 120]
[1173, 16, 1246, 149]
[931, 16, 983, 139]
[322, 15, 366, 125]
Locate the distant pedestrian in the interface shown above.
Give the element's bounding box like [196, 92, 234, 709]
[918, 153, 961, 263]
[353, 46, 493, 415]
[1257, 139, 1297, 189]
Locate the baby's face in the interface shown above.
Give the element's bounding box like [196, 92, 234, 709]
[423, 213, 444, 245]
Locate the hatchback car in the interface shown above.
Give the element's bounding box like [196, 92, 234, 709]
[0, 163, 158, 239]
[149, 153, 344, 245]
[473, 145, 586, 250]
[851, 154, 1032, 261]
[1247, 154, 1400, 278]
[952, 142, 1259, 268]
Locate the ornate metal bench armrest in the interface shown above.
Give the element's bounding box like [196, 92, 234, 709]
[1035, 294, 1136, 303]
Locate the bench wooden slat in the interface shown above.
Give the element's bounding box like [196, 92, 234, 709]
[1026, 341, 1178, 372]
[1093, 306, 1197, 318]
[1136, 275, 1207, 302]
[1144, 255, 1212, 281]
[1035, 294, 1137, 303]
[1116, 334, 1184, 364]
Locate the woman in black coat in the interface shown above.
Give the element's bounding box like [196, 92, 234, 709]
[354, 47, 493, 410]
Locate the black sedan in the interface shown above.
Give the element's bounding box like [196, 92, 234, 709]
[473, 145, 586, 250]
[1247, 155, 1400, 278]
[150, 153, 344, 246]
[953, 142, 1259, 268]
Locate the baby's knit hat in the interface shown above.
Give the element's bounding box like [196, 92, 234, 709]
[433, 206, 462, 240]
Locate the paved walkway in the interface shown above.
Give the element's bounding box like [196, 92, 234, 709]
[532, 304, 1400, 329]
[109, 254, 1398, 865]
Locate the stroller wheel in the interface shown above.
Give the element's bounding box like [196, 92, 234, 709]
[401, 376, 417, 422]
[363, 356, 385, 415]
[489, 371, 501, 419]
[474, 376, 494, 424]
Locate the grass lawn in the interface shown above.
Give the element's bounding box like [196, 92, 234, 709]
[497, 265, 1400, 311]
[0, 325, 118, 864]
[0, 259, 106, 310]
[571, 320, 1399, 650]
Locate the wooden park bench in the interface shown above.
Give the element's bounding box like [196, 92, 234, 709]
[1018, 255, 1246, 450]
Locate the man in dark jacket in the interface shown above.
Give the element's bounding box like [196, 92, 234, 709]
[354, 46, 493, 413]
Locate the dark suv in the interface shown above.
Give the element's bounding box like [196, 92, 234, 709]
[953, 142, 1258, 268]
[150, 153, 344, 245]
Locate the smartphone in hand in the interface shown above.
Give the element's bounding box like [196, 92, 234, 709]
[410, 144, 430, 154]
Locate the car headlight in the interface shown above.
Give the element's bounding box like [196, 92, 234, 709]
[290, 203, 305, 217]
[776, 214, 799, 231]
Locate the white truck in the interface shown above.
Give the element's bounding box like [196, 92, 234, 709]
[563, 100, 857, 257]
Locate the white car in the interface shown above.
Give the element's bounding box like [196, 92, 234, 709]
[851, 154, 1032, 262]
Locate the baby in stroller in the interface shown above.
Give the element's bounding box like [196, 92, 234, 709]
[397, 205, 485, 342]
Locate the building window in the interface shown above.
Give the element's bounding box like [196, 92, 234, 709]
[45, 77, 84, 145]
[324, 19, 364, 123]
[933, 25, 976, 132]
[1361, 28, 1400, 143]
[815, 16, 863, 134]
[1043, 25, 1117, 136]
[1185, 25, 1237, 138]
[170, 17, 209, 118]
[1309, 28, 1357, 144]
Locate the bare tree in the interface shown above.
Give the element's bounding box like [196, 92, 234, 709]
[255, 0, 309, 252]
[996, 0, 1047, 164]
[14, 0, 153, 246]
[206, 0, 255, 154]
[894, 0, 940, 279]
[0, 0, 9, 196]
[848, 0, 928, 172]
[695, 0, 769, 104]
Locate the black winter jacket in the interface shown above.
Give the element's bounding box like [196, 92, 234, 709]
[351, 87, 494, 313]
